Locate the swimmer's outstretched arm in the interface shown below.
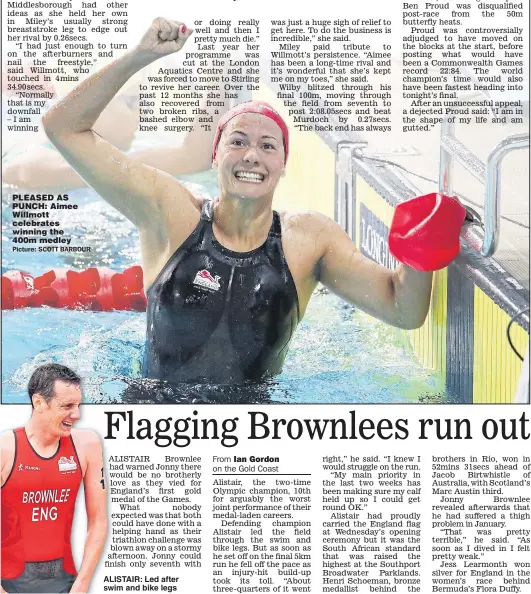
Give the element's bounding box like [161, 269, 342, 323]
[312, 215, 432, 330]
[41, 19, 197, 233]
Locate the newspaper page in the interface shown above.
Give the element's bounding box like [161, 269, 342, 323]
[1, 0, 530, 593]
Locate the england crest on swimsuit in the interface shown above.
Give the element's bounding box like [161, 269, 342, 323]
[193, 269, 221, 292]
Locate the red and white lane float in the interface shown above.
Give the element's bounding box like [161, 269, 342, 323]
[2, 266, 147, 311]
[2, 193, 469, 310]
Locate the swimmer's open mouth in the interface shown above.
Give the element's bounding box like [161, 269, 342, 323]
[234, 171, 265, 183]
[62, 422, 73, 428]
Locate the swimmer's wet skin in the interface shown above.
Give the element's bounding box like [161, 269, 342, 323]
[144, 200, 299, 384]
[41, 17, 460, 392]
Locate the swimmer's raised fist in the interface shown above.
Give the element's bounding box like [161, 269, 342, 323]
[134, 18, 193, 61]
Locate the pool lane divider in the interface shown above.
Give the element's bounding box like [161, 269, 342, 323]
[1, 266, 147, 311]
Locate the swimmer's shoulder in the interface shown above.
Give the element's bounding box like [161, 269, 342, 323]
[165, 190, 205, 218]
[279, 211, 342, 302]
[280, 209, 334, 226]
[280, 209, 355, 279]
[280, 209, 342, 251]
[194, 195, 209, 212]
[1, 430, 16, 486]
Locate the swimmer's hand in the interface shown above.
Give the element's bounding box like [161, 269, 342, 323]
[133, 17, 193, 62]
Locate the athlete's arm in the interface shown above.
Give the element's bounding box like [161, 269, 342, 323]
[70, 431, 107, 594]
[41, 18, 198, 234]
[0, 431, 15, 487]
[313, 214, 432, 330]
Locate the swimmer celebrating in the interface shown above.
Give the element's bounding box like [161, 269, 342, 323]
[43, 18, 434, 386]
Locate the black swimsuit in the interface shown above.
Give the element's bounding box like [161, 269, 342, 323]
[143, 200, 300, 384]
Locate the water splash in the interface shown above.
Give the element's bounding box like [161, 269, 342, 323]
[3, 291, 446, 404]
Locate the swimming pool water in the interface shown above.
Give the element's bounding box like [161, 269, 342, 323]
[2, 171, 447, 403]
